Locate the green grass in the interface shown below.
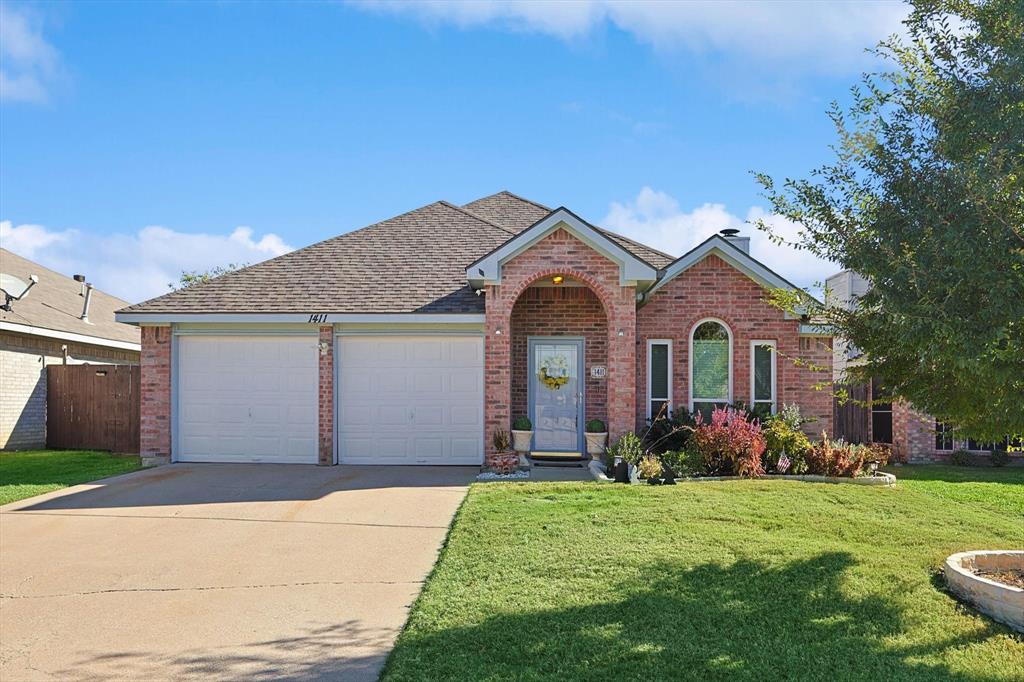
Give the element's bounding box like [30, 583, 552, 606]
[383, 466, 1024, 681]
[0, 450, 142, 505]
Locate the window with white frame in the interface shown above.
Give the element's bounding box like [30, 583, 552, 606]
[750, 340, 776, 416]
[690, 319, 732, 418]
[647, 339, 672, 420]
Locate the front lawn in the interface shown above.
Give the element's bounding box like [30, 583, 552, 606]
[383, 466, 1024, 681]
[0, 450, 142, 505]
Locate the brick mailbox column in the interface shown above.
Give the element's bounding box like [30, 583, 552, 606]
[318, 325, 334, 465]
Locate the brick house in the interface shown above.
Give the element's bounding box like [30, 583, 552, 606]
[116, 192, 832, 468]
[827, 269, 1016, 463]
[1, 248, 140, 450]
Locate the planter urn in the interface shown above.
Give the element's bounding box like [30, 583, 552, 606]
[511, 430, 533, 453]
[585, 431, 608, 455]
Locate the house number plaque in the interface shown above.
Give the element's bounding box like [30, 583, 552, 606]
[590, 366, 607, 379]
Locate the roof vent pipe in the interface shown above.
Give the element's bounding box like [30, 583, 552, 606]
[74, 274, 86, 296]
[80, 283, 94, 323]
[719, 228, 750, 255]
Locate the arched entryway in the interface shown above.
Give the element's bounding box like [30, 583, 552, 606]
[509, 276, 609, 454]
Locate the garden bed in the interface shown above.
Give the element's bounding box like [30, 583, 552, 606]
[589, 460, 895, 486]
[944, 550, 1024, 633]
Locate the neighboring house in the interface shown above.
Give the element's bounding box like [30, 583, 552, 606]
[1, 249, 141, 450]
[116, 192, 832, 467]
[827, 269, 1014, 463]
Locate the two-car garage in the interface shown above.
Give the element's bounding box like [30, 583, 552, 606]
[175, 333, 483, 466]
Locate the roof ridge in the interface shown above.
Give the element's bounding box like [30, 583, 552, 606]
[494, 190, 551, 212]
[440, 200, 518, 236]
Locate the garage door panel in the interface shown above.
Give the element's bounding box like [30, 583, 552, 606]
[177, 335, 318, 464]
[338, 336, 482, 465]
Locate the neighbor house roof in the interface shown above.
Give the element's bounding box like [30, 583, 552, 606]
[0, 248, 141, 349]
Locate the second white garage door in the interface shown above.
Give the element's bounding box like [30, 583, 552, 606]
[337, 336, 483, 465]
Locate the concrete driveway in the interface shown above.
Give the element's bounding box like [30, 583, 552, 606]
[0, 464, 475, 681]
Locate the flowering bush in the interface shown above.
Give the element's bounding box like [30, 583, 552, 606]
[609, 431, 646, 466]
[638, 455, 663, 480]
[691, 407, 766, 478]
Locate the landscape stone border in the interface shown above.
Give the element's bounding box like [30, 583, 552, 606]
[944, 551, 1024, 633]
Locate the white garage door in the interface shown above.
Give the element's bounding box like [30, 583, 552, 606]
[177, 335, 319, 464]
[338, 336, 483, 465]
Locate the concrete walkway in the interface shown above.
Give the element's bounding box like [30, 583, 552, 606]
[0, 463, 474, 681]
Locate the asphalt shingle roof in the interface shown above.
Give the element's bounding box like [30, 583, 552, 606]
[120, 191, 675, 315]
[1, 248, 141, 345]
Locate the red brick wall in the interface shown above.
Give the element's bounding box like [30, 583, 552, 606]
[893, 401, 942, 463]
[635, 254, 833, 436]
[140, 325, 172, 459]
[510, 286, 607, 426]
[484, 228, 636, 465]
[318, 326, 334, 465]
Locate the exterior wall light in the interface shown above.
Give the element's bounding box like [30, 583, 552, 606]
[495, 328, 503, 335]
[552, 275, 564, 285]
[617, 329, 625, 337]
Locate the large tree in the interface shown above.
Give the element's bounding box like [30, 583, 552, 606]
[756, 0, 1023, 440]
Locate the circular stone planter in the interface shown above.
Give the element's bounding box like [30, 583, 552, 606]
[944, 551, 1024, 633]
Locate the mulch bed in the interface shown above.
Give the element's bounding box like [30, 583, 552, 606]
[978, 570, 1024, 589]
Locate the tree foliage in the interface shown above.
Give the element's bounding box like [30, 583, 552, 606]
[755, 0, 1023, 440]
[169, 263, 247, 290]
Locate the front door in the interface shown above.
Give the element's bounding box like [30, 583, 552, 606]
[529, 338, 584, 452]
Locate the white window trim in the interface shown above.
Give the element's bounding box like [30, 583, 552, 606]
[688, 318, 733, 412]
[646, 339, 673, 419]
[750, 340, 777, 414]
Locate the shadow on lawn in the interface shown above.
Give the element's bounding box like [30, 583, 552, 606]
[384, 552, 1014, 681]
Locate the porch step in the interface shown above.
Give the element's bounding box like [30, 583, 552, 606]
[528, 452, 589, 468]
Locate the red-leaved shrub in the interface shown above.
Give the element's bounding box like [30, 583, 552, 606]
[805, 433, 867, 477]
[692, 407, 766, 478]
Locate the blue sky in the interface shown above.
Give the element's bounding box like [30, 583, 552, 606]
[0, 1, 908, 302]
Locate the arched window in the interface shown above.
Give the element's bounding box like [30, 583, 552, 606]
[690, 319, 732, 418]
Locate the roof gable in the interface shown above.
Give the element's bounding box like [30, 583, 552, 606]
[467, 207, 659, 288]
[644, 235, 816, 311]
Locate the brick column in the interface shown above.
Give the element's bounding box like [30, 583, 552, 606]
[318, 325, 334, 465]
[606, 287, 637, 444]
[484, 285, 512, 469]
[140, 325, 172, 463]
[893, 401, 938, 463]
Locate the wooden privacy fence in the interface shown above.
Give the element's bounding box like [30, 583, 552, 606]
[47, 364, 141, 453]
[833, 381, 870, 444]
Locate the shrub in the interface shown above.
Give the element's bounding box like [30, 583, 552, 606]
[585, 419, 606, 433]
[661, 444, 703, 477]
[805, 434, 867, 477]
[512, 416, 532, 431]
[609, 431, 646, 466]
[762, 415, 812, 473]
[991, 449, 1010, 467]
[492, 429, 511, 452]
[645, 409, 696, 454]
[638, 455, 663, 480]
[864, 442, 892, 468]
[950, 448, 972, 466]
[691, 407, 766, 478]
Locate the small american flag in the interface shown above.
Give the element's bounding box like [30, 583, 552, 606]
[777, 450, 791, 474]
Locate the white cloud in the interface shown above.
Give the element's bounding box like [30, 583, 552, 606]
[602, 187, 838, 292]
[351, 0, 907, 74]
[0, 4, 61, 103]
[0, 220, 293, 303]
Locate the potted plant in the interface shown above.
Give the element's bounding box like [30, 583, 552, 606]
[585, 419, 608, 455]
[491, 429, 517, 475]
[511, 416, 533, 453]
